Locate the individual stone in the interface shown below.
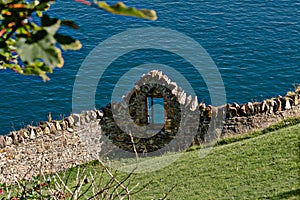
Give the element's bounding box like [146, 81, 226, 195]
[46, 122, 56, 132]
[19, 129, 29, 139]
[230, 105, 238, 118]
[43, 127, 50, 134]
[260, 100, 269, 114]
[275, 96, 282, 112]
[178, 91, 186, 105]
[252, 102, 261, 115]
[143, 74, 152, 83]
[0, 136, 5, 149]
[232, 102, 239, 108]
[267, 99, 276, 114]
[4, 136, 13, 146]
[199, 102, 206, 111]
[80, 117, 86, 126]
[232, 103, 241, 116]
[170, 81, 178, 93]
[34, 127, 43, 137]
[284, 97, 291, 110]
[18, 134, 24, 144]
[269, 98, 278, 113]
[185, 95, 192, 107]
[60, 120, 67, 130]
[246, 102, 254, 116]
[204, 106, 213, 119]
[90, 110, 98, 121]
[72, 114, 81, 126]
[150, 70, 158, 77]
[157, 70, 163, 80]
[67, 127, 74, 132]
[29, 128, 36, 140]
[295, 95, 299, 106]
[54, 121, 62, 131]
[11, 131, 18, 145]
[190, 96, 198, 111]
[85, 115, 91, 123]
[66, 116, 75, 127]
[163, 75, 171, 84]
[239, 104, 247, 116]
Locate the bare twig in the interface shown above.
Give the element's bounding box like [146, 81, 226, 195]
[162, 184, 177, 200]
[129, 180, 153, 195]
[54, 171, 73, 195]
[129, 131, 139, 166]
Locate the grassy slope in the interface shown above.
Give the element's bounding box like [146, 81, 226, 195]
[127, 124, 300, 199]
[8, 123, 298, 199]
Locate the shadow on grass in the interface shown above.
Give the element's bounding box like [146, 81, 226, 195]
[266, 188, 300, 199]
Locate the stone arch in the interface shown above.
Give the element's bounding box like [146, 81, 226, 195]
[100, 70, 199, 153]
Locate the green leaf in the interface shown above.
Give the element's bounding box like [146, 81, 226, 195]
[36, 10, 43, 17]
[35, 1, 51, 11]
[94, 1, 158, 21]
[41, 14, 58, 27]
[5, 63, 23, 74]
[30, 30, 48, 42]
[54, 33, 82, 50]
[41, 14, 60, 34]
[61, 20, 79, 29]
[16, 25, 30, 35]
[23, 61, 52, 82]
[16, 32, 64, 69]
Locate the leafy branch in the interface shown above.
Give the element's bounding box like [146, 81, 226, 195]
[0, 0, 157, 81]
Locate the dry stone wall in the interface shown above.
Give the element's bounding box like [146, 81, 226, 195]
[195, 86, 300, 143]
[221, 87, 300, 134]
[100, 71, 300, 146]
[0, 70, 299, 184]
[0, 110, 103, 184]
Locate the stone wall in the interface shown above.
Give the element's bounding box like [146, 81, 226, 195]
[0, 70, 299, 184]
[222, 99, 300, 136]
[100, 70, 199, 154]
[0, 110, 103, 184]
[100, 71, 300, 147]
[193, 86, 300, 143]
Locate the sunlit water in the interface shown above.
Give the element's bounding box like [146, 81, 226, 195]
[0, 0, 299, 134]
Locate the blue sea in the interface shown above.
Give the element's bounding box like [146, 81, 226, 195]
[0, 0, 299, 134]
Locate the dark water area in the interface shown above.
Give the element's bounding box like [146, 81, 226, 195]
[0, 0, 299, 134]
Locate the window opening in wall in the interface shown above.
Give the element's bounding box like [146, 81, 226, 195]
[147, 97, 165, 126]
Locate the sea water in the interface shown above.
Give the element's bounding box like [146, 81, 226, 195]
[0, 0, 299, 134]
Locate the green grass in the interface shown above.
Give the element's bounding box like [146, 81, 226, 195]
[60, 122, 300, 199]
[126, 124, 300, 199]
[2, 121, 300, 199]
